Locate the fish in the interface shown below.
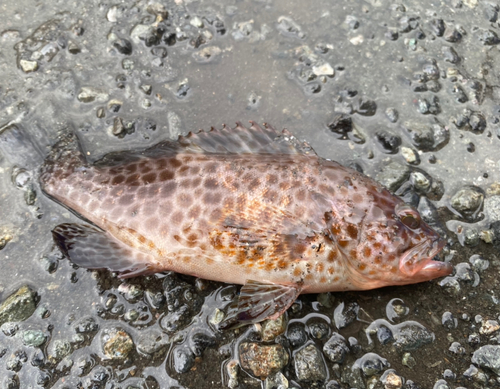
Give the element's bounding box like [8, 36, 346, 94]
[39, 122, 452, 325]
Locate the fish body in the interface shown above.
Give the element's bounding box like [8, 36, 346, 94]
[40, 122, 452, 323]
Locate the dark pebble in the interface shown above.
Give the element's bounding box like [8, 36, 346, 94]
[173, 346, 195, 373]
[287, 323, 308, 347]
[429, 19, 445, 37]
[451, 85, 468, 103]
[472, 345, 500, 374]
[443, 26, 462, 42]
[477, 29, 500, 45]
[323, 333, 349, 363]
[484, 4, 499, 22]
[327, 114, 352, 139]
[355, 98, 377, 116]
[375, 130, 401, 153]
[151, 46, 167, 58]
[426, 80, 441, 92]
[113, 39, 132, 55]
[189, 331, 216, 357]
[442, 46, 460, 63]
[334, 302, 359, 329]
[385, 107, 399, 122]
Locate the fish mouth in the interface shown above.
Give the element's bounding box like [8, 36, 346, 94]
[400, 238, 451, 279]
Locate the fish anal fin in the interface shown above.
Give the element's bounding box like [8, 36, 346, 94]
[219, 280, 301, 329]
[52, 223, 158, 278]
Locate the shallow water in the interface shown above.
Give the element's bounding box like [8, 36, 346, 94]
[1, 0, 500, 388]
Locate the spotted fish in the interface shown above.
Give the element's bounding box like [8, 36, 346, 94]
[40, 122, 452, 325]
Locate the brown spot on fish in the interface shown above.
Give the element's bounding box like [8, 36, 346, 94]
[327, 250, 338, 263]
[170, 158, 182, 168]
[142, 172, 157, 184]
[346, 224, 358, 239]
[112, 175, 126, 185]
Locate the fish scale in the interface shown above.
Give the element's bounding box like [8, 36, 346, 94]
[40, 122, 452, 325]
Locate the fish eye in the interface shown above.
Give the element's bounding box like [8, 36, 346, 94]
[395, 204, 421, 230]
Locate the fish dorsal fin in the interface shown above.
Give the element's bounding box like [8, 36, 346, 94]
[94, 122, 316, 167]
[176, 121, 317, 156]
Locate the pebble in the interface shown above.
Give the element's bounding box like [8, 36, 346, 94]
[386, 299, 409, 322]
[21, 330, 46, 347]
[477, 29, 500, 45]
[312, 63, 334, 77]
[385, 107, 399, 123]
[376, 161, 411, 192]
[287, 323, 308, 347]
[19, 59, 38, 73]
[323, 332, 349, 363]
[472, 345, 500, 375]
[355, 98, 377, 116]
[441, 312, 457, 329]
[442, 46, 460, 63]
[400, 147, 419, 165]
[450, 186, 484, 219]
[327, 114, 353, 139]
[261, 314, 287, 342]
[173, 345, 195, 373]
[480, 320, 500, 335]
[433, 379, 450, 389]
[264, 372, 288, 389]
[48, 339, 72, 361]
[112, 38, 132, 55]
[449, 342, 466, 355]
[375, 130, 401, 153]
[77, 87, 109, 103]
[384, 371, 403, 389]
[239, 342, 288, 379]
[192, 46, 222, 63]
[334, 302, 359, 329]
[294, 343, 327, 382]
[353, 352, 389, 376]
[402, 352, 416, 368]
[0, 286, 36, 327]
[277, 16, 305, 39]
[101, 328, 134, 360]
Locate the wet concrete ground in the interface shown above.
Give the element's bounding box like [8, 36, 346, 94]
[1, 0, 500, 388]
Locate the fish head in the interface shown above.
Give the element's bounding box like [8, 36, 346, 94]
[341, 195, 452, 290]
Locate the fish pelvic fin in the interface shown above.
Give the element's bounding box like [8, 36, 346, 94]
[218, 280, 301, 330]
[52, 223, 159, 278]
[39, 133, 87, 192]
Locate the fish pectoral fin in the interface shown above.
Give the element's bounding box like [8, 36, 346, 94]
[219, 280, 301, 329]
[52, 223, 158, 278]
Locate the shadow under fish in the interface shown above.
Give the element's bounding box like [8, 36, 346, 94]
[39, 121, 453, 328]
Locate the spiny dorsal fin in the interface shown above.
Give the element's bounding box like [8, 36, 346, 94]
[176, 121, 317, 156]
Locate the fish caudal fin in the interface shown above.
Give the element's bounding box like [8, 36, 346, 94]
[219, 280, 301, 329]
[39, 133, 87, 193]
[52, 223, 158, 278]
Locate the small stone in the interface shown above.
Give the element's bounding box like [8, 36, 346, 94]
[0, 286, 36, 327]
[385, 372, 402, 389]
[173, 345, 195, 373]
[113, 38, 132, 55]
[190, 16, 204, 28]
[450, 186, 484, 219]
[443, 27, 462, 42]
[294, 343, 327, 382]
[323, 333, 349, 363]
[353, 352, 389, 376]
[19, 59, 38, 73]
[327, 114, 352, 139]
[77, 87, 109, 103]
[192, 46, 222, 63]
[277, 16, 305, 39]
[402, 352, 416, 368]
[401, 147, 419, 165]
[477, 29, 500, 45]
[480, 320, 500, 335]
[433, 379, 450, 389]
[375, 130, 401, 153]
[449, 342, 465, 355]
[334, 302, 359, 329]
[101, 328, 134, 360]
[441, 312, 457, 329]
[74, 316, 98, 333]
[264, 372, 288, 389]
[48, 339, 72, 360]
[261, 314, 287, 342]
[429, 19, 445, 37]
[140, 84, 152, 95]
[472, 345, 500, 375]
[107, 99, 122, 112]
[376, 161, 411, 192]
[442, 46, 460, 63]
[385, 107, 399, 123]
[287, 323, 307, 347]
[356, 98, 377, 116]
[239, 342, 288, 379]
[312, 63, 334, 77]
[21, 330, 46, 347]
[410, 171, 431, 192]
[67, 41, 81, 54]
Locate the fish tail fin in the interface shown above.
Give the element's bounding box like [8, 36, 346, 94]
[39, 133, 87, 192]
